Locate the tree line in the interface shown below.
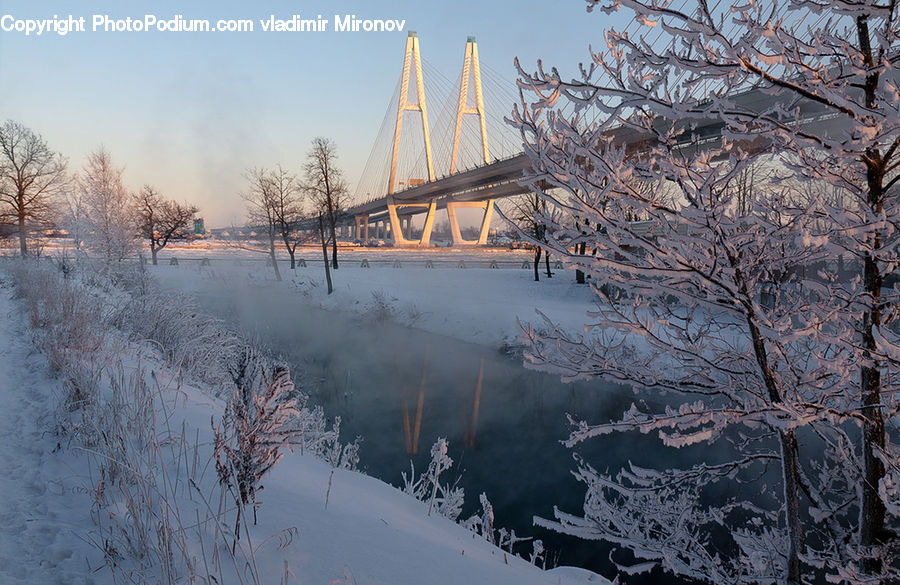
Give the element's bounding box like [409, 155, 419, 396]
[0, 122, 197, 265]
[0, 120, 349, 284]
[241, 136, 349, 292]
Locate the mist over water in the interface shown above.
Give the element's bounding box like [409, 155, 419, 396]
[160, 271, 735, 584]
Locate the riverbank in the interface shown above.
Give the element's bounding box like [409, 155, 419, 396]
[0, 260, 609, 584]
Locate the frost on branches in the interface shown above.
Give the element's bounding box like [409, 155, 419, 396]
[402, 437, 465, 521]
[214, 349, 300, 535]
[512, 1, 899, 584]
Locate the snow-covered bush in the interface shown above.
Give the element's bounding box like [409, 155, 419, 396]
[6, 260, 346, 583]
[113, 289, 242, 390]
[10, 261, 108, 415]
[10, 261, 207, 580]
[398, 439, 544, 564]
[401, 438, 465, 522]
[214, 348, 300, 531]
[474, 492, 495, 546]
[367, 289, 397, 322]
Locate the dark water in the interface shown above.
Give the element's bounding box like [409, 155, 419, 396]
[168, 277, 712, 584]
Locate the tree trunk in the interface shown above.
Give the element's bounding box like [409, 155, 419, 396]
[860, 207, 886, 574]
[289, 251, 295, 270]
[319, 215, 333, 294]
[745, 313, 804, 583]
[545, 251, 552, 278]
[855, 16, 888, 563]
[268, 234, 282, 281]
[331, 230, 338, 269]
[17, 211, 26, 258]
[576, 241, 586, 284]
[533, 247, 541, 282]
[151, 245, 158, 266]
[779, 429, 804, 585]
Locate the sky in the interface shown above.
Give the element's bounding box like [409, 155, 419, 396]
[0, 0, 631, 226]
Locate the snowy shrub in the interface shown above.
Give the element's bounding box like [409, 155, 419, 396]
[318, 415, 361, 471]
[10, 261, 108, 414]
[403, 302, 424, 325]
[214, 348, 300, 531]
[9, 259, 307, 584]
[75, 258, 149, 298]
[401, 438, 465, 521]
[287, 392, 360, 470]
[397, 439, 541, 560]
[367, 289, 396, 322]
[461, 492, 497, 546]
[498, 527, 533, 557]
[113, 289, 243, 390]
[529, 540, 545, 569]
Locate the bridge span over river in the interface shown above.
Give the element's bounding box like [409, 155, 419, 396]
[316, 28, 853, 247]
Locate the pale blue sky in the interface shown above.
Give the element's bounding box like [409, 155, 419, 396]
[0, 1, 630, 225]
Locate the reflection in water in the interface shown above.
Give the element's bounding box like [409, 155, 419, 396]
[464, 359, 484, 450]
[165, 276, 702, 584]
[401, 353, 427, 456]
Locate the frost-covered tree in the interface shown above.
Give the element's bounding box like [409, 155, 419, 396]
[513, 1, 899, 583]
[78, 147, 137, 263]
[0, 120, 68, 257]
[59, 187, 90, 255]
[134, 185, 198, 265]
[241, 165, 306, 270]
[243, 167, 283, 281]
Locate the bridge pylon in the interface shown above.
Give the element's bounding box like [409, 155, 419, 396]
[446, 36, 493, 246]
[450, 36, 490, 174]
[386, 31, 439, 247]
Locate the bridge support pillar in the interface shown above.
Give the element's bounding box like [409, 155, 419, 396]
[446, 200, 494, 246]
[420, 200, 437, 246]
[355, 215, 369, 242]
[387, 196, 436, 247]
[401, 216, 411, 239]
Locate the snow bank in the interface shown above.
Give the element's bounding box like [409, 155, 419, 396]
[147, 246, 598, 350]
[0, 262, 608, 585]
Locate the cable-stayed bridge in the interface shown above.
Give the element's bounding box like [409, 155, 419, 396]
[340, 32, 527, 247]
[337, 10, 871, 247]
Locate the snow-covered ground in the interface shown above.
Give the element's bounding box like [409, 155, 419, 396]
[146, 241, 598, 349]
[0, 277, 102, 584]
[0, 262, 609, 584]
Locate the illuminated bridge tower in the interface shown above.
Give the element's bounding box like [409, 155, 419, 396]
[446, 35, 494, 246]
[385, 31, 439, 247]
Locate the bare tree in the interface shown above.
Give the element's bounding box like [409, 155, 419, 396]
[317, 214, 333, 295]
[304, 137, 348, 270]
[79, 147, 136, 263]
[513, 1, 900, 584]
[134, 185, 198, 265]
[243, 167, 282, 281]
[0, 120, 68, 257]
[266, 165, 305, 270]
